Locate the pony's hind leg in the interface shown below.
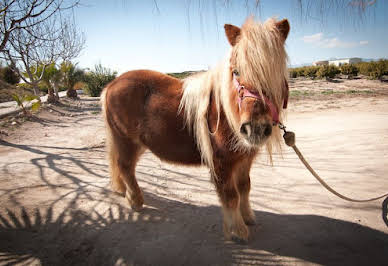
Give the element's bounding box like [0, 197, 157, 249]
[108, 135, 145, 211]
[107, 137, 126, 195]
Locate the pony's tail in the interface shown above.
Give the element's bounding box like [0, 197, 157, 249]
[100, 88, 126, 194]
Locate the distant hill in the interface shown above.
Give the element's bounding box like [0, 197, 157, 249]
[288, 63, 311, 68]
[167, 70, 204, 79]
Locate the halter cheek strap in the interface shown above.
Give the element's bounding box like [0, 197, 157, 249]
[233, 74, 280, 125]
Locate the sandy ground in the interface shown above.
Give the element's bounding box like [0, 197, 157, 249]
[0, 78, 387, 265]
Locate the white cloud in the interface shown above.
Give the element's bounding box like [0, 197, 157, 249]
[302, 33, 323, 43]
[302, 33, 368, 48]
[321, 38, 358, 48]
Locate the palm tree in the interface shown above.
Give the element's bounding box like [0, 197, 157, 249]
[61, 61, 85, 98]
[41, 63, 62, 103]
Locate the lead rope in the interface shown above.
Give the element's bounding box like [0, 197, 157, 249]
[279, 123, 388, 203]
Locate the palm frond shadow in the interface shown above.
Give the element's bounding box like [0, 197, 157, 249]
[1, 192, 388, 266]
[1, 121, 387, 265]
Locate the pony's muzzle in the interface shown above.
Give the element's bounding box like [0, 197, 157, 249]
[240, 122, 272, 141]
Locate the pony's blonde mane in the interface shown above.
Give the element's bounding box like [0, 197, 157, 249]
[179, 18, 288, 174]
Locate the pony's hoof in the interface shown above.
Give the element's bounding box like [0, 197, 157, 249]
[224, 225, 249, 244]
[231, 234, 248, 245]
[130, 203, 143, 212]
[244, 217, 256, 226]
[127, 197, 143, 211]
[126, 193, 144, 212]
[128, 198, 144, 212]
[112, 187, 126, 196]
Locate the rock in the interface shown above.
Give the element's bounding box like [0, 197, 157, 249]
[11, 121, 17, 125]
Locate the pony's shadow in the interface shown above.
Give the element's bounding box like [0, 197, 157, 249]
[0, 192, 387, 266]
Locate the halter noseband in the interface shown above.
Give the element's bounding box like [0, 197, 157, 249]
[232, 73, 280, 125]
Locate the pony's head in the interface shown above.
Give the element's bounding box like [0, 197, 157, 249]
[179, 18, 290, 171]
[223, 18, 289, 150]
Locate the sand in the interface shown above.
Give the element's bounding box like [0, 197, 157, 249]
[0, 78, 387, 265]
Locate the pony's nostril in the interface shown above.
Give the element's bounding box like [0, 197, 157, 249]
[241, 123, 271, 139]
[253, 123, 272, 137]
[240, 123, 252, 137]
[264, 124, 272, 137]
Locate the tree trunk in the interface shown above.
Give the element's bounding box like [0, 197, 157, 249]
[47, 87, 59, 103]
[66, 88, 78, 98]
[54, 82, 60, 99]
[32, 83, 40, 97]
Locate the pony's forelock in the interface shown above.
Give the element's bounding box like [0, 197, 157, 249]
[233, 17, 288, 109]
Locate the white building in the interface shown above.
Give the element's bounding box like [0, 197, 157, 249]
[328, 58, 362, 66]
[313, 58, 362, 67]
[312, 60, 329, 66]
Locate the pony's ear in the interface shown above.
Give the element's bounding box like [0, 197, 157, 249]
[224, 24, 241, 46]
[275, 19, 290, 41]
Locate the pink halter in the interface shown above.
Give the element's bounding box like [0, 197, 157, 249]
[233, 74, 280, 125]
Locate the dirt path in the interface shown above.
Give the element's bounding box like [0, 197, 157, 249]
[0, 93, 387, 265]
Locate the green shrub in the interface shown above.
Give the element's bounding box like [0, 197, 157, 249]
[61, 61, 85, 93]
[16, 83, 34, 92]
[356, 62, 372, 76]
[16, 83, 30, 89]
[289, 69, 298, 78]
[295, 67, 306, 77]
[37, 82, 49, 93]
[288, 67, 308, 78]
[289, 60, 388, 80]
[0, 65, 20, 85]
[167, 71, 194, 79]
[340, 64, 359, 78]
[317, 65, 340, 80]
[304, 66, 319, 79]
[369, 60, 387, 80]
[83, 64, 117, 97]
[355, 59, 388, 79]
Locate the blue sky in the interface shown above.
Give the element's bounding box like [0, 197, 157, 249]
[73, 0, 388, 74]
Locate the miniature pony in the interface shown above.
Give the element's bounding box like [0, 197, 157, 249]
[101, 17, 290, 242]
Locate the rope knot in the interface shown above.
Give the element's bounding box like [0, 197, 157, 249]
[283, 131, 295, 147]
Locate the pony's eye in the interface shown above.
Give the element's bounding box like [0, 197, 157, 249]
[232, 69, 240, 76]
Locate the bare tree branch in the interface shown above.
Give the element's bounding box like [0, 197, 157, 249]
[0, 0, 80, 52]
[3, 13, 85, 95]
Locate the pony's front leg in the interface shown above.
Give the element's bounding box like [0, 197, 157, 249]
[213, 164, 249, 243]
[236, 159, 256, 225]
